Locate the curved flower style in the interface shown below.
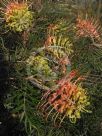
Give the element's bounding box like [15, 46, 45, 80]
[76, 17, 100, 40]
[0, 0, 33, 32]
[39, 71, 91, 125]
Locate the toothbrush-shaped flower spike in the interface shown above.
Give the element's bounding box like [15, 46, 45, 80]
[39, 70, 91, 125]
[0, 0, 33, 32]
[76, 17, 101, 41]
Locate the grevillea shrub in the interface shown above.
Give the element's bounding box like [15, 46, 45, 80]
[1, 1, 102, 136]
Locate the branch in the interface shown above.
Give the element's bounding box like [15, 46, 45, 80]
[26, 76, 50, 91]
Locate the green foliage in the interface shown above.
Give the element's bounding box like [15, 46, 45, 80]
[0, 0, 102, 136]
[4, 81, 40, 135]
[72, 37, 102, 72]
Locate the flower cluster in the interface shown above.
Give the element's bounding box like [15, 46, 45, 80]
[4, 1, 33, 32]
[26, 55, 57, 81]
[39, 71, 90, 124]
[44, 24, 73, 61]
[76, 18, 100, 40]
[44, 24, 72, 75]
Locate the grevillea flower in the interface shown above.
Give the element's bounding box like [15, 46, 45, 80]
[0, 0, 33, 32]
[26, 55, 57, 81]
[44, 25, 73, 75]
[39, 71, 91, 125]
[76, 17, 100, 40]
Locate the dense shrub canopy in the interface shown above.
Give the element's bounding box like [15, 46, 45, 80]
[0, 0, 102, 136]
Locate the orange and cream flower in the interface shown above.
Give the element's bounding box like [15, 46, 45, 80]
[39, 71, 91, 125]
[0, 0, 33, 32]
[76, 17, 100, 40]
